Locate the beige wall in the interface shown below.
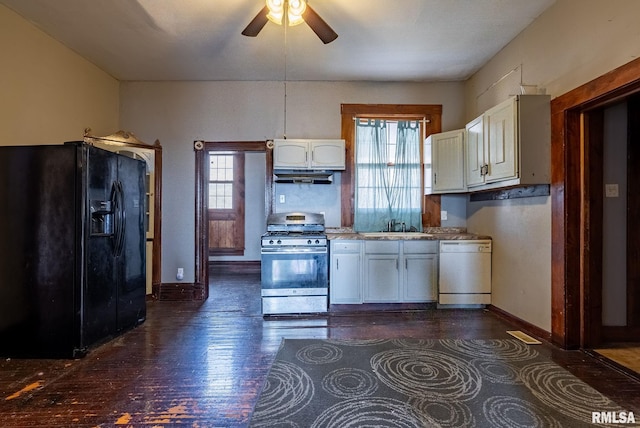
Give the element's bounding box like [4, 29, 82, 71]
[464, 0, 640, 332]
[119, 80, 465, 283]
[0, 5, 119, 146]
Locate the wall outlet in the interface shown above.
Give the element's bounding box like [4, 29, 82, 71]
[441, 210, 448, 221]
[176, 267, 184, 281]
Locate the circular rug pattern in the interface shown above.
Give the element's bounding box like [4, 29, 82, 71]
[410, 398, 476, 427]
[311, 397, 432, 428]
[296, 343, 343, 365]
[520, 361, 623, 423]
[370, 348, 482, 401]
[322, 367, 378, 398]
[471, 358, 522, 384]
[251, 360, 314, 422]
[483, 395, 564, 428]
[440, 338, 539, 361]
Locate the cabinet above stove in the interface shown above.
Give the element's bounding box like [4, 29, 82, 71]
[272, 139, 345, 170]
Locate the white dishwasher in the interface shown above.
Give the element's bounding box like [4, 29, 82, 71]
[438, 240, 492, 306]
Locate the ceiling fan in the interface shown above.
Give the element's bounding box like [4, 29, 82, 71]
[242, 0, 338, 44]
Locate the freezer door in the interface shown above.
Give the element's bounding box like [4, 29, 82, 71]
[83, 146, 119, 348]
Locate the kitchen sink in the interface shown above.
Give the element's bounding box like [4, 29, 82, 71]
[359, 232, 435, 238]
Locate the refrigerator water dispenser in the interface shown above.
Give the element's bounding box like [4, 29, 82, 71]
[90, 200, 113, 235]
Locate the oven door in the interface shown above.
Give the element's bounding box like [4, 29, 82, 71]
[260, 247, 328, 296]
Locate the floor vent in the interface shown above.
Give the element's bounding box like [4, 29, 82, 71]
[507, 330, 542, 344]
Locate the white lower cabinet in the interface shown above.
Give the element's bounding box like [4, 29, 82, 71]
[365, 254, 401, 302]
[364, 240, 437, 303]
[403, 241, 437, 302]
[330, 241, 362, 304]
[404, 254, 437, 302]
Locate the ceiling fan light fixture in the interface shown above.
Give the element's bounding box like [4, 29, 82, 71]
[266, 0, 284, 24]
[243, 0, 336, 43]
[287, 0, 307, 26]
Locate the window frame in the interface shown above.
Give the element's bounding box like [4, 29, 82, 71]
[208, 152, 237, 211]
[340, 104, 442, 227]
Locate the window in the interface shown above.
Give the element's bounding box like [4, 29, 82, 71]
[209, 154, 234, 209]
[339, 104, 442, 228]
[354, 119, 423, 232]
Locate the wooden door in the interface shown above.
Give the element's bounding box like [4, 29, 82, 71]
[208, 152, 245, 255]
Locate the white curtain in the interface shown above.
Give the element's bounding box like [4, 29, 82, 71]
[354, 119, 422, 232]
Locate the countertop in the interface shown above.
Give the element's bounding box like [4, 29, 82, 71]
[325, 227, 491, 241]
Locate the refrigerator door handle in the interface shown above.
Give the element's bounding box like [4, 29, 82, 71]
[112, 181, 125, 257]
[115, 181, 126, 257]
[111, 182, 120, 256]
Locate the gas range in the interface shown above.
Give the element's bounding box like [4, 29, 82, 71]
[260, 212, 328, 315]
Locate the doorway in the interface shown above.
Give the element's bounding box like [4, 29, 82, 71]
[550, 57, 640, 350]
[582, 96, 640, 347]
[194, 141, 271, 300]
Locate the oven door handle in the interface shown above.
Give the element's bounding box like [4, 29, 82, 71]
[261, 247, 327, 255]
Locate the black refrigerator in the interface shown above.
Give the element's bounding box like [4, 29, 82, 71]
[0, 142, 146, 358]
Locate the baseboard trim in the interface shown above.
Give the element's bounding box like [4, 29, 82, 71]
[330, 303, 436, 313]
[159, 282, 200, 301]
[210, 260, 261, 274]
[487, 305, 552, 344]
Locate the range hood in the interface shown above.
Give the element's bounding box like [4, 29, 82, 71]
[274, 169, 333, 184]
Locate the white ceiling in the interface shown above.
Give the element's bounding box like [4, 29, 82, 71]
[1, 0, 556, 82]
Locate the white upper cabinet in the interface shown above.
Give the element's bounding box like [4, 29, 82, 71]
[424, 129, 466, 194]
[273, 139, 345, 170]
[465, 94, 550, 191]
[273, 140, 308, 168]
[465, 115, 485, 188]
[485, 97, 518, 182]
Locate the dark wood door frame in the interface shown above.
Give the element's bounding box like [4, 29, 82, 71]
[194, 141, 271, 300]
[551, 57, 640, 349]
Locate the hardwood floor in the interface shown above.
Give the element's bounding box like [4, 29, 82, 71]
[592, 344, 640, 378]
[2, 271, 640, 427]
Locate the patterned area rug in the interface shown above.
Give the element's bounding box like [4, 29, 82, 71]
[249, 339, 628, 427]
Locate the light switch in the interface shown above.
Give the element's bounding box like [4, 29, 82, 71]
[279, 194, 285, 203]
[441, 210, 448, 221]
[605, 184, 619, 198]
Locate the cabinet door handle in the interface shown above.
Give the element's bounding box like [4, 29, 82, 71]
[405, 259, 408, 270]
[336, 258, 339, 270]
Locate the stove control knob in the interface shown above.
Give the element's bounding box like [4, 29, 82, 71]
[269, 239, 274, 245]
[307, 239, 312, 244]
[315, 239, 320, 244]
[277, 239, 282, 245]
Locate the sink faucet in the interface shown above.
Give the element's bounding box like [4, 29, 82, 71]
[387, 219, 395, 232]
[401, 222, 406, 232]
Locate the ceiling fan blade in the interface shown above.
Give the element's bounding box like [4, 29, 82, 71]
[303, 5, 338, 44]
[242, 5, 269, 37]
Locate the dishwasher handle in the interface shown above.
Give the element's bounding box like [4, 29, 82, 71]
[439, 240, 492, 253]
